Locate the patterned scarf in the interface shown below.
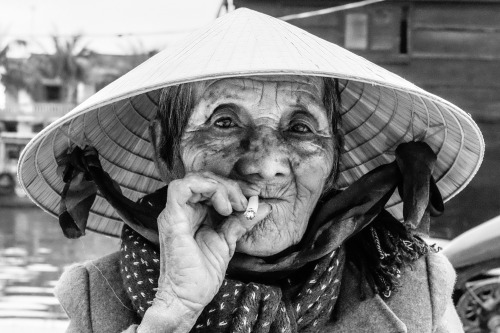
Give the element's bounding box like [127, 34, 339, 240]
[120, 225, 345, 333]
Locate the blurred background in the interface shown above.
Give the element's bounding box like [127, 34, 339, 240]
[0, 0, 499, 332]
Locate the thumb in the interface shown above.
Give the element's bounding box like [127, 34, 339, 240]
[219, 203, 272, 257]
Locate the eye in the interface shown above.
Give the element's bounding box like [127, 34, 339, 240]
[214, 117, 237, 128]
[210, 104, 240, 129]
[290, 123, 312, 133]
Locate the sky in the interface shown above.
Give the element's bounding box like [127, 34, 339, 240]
[0, 0, 224, 55]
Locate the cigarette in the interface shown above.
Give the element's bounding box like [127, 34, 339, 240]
[244, 196, 259, 220]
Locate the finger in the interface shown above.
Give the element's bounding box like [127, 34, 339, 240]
[218, 203, 272, 256]
[210, 189, 233, 216]
[167, 175, 220, 207]
[163, 177, 227, 235]
[201, 172, 248, 212]
[168, 174, 230, 213]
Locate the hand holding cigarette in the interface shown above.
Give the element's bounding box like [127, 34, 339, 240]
[244, 196, 259, 220]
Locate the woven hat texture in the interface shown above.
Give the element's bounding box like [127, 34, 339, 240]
[18, 8, 484, 237]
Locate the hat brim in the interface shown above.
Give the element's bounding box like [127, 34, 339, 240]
[18, 8, 484, 237]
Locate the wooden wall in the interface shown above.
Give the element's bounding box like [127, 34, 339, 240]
[234, 0, 500, 238]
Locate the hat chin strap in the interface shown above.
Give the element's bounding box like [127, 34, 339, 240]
[56, 141, 443, 274]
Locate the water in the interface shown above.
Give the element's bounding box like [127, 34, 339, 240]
[0, 318, 69, 332]
[0, 199, 120, 329]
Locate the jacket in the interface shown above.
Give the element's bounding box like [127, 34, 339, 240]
[54, 251, 464, 333]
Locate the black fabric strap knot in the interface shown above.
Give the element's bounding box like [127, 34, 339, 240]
[57, 145, 160, 242]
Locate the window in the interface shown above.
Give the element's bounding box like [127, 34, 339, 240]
[44, 84, 62, 101]
[399, 6, 409, 54]
[343, 6, 409, 56]
[2, 121, 17, 132]
[32, 123, 44, 133]
[345, 13, 368, 50]
[5, 143, 23, 160]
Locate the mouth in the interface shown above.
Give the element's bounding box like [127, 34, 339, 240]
[241, 196, 281, 221]
[258, 197, 283, 205]
[239, 181, 293, 200]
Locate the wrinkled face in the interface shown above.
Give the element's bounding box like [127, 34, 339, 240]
[180, 76, 336, 256]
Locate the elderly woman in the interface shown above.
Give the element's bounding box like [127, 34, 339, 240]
[18, 9, 483, 333]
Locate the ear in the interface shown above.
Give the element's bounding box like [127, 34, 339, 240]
[148, 119, 172, 184]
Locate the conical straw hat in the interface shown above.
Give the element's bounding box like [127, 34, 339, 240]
[18, 8, 484, 237]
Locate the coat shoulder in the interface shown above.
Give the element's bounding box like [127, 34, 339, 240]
[55, 257, 93, 332]
[386, 251, 463, 332]
[425, 251, 457, 322]
[327, 251, 463, 333]
[424, 251, 464, 333]
[55, 252, 138, 333]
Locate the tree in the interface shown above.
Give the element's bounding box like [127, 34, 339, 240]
[0, 39, 38, 97]
[39, 35, 91, 103]
[0, 42, 7, 63]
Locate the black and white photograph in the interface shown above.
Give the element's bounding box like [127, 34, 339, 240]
[0, 1, 499, 332]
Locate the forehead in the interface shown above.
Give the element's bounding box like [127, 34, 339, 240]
[194, 75, 325, 103]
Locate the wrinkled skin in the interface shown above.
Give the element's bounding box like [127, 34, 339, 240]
[143, 76, 336, 330]
[181, 76, 336, 256]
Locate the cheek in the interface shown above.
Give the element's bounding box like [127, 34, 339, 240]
[180, 131, 243, 175]
[289, 138, 335, 190]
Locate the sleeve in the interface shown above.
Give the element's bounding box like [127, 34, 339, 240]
[54, 263, 93, 333]
[54, 253, 139, 333]
[426, 252, 464, 333]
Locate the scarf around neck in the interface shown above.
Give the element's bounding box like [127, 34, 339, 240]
[120, 225, 345, 333]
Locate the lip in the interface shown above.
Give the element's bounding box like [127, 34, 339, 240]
[238, 182, 292, 204]
[258, 197, 283, 205]
[240, 188, 261, 198]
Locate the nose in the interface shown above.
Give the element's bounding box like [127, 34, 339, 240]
[234, 128, 291, 182]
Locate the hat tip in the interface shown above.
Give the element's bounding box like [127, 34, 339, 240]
[233, 7, 252, 12]
[230, 7, 260, 16]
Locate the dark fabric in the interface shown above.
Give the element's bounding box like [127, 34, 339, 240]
[57, 148, 98, 238]
[57, 146, 160, 243]
[120, 225, 345, 333]
[345, 210, 437, 297]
